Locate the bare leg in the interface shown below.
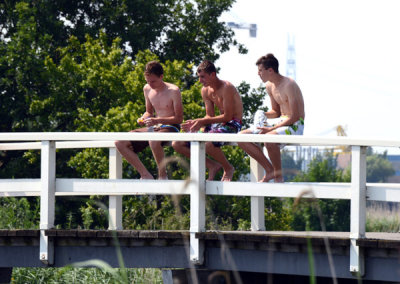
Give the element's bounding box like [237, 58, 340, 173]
[265, 137, 283, 182]
[114, 140, 154, 179]
[206, 160, 222, 181]
[237, 141, 275, 182]
[149, 140, 167, 179]
[172, 141, 222, 181]
[205, 142, 234, 181]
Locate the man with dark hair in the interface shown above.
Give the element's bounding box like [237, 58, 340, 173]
[238, 54, 305, 182]
[172, 60, 243, 181]
[115, 60, 183, 179]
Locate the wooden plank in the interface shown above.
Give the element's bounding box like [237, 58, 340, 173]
[0, 179, 41, 196]
[206, 181, 351, 199]
[1, 132, 400, 149]
[55, 179, 188, 196]
[366, 183, 400, 202]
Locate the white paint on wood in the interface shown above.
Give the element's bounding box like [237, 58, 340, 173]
[189, 142, 206, 265]
[108, 148, 123, 230]
[349, 146, 366, 276]
[250, 157, 265, 231]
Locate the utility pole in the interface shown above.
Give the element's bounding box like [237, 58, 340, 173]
[286, 34, 296, 80]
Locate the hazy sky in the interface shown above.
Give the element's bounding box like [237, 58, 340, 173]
[218, 0, 400, 153]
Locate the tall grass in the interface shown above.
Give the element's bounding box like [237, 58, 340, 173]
[11, 267, 162, 283]
[366, 201, 400, 233]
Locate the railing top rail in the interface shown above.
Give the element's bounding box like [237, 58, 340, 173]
[0, 132, 399, 148]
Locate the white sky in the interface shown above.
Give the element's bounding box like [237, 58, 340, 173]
[218, 0, 400, 154]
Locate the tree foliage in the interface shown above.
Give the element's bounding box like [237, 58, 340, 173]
[1, 0, 245, 64]
[366, 149, 395, 182]
[290, 153, 351, 231]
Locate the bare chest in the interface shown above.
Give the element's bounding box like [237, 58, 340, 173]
[209, 92, 224, 112]
[148, 91, 173, 112]
[271, 86, 288, 105]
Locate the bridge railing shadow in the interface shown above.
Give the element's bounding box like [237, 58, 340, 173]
[1, 132, 400, 276]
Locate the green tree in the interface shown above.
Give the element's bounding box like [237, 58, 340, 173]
[281, 149, 303, 182]
[366, 149, 395, 182]
[1, 0, 245, 64]
[290, 153, 351, 231]
[237, 82, 268, 128]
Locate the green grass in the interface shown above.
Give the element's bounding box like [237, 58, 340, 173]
[11, 267, 162, 284]
[366, 202, 400, 233]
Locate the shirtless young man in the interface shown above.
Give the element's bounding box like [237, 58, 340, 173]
[238, 54, 305, 182]
[172, 60, 243, 181]
[115, 61, 183, 180]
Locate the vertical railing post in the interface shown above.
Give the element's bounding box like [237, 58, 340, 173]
[109, 147, 123, 230]
[350, 145, 366, 276]
[189, 141, 206, 264]
[39, 140, 56, 265]
[250, 157, 265, 231]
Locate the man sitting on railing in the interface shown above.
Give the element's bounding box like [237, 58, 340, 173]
[172, 60, 243, 181]
[115, 61, 183, 179]
[238, 54, 305, 183]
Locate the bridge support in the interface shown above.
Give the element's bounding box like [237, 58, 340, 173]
[189, 142, 206, 264]
[108, 148, 123, 230]
[250, 157, 265, 231]
[350, 145, 366, 276]
[39, 141, 55, 265]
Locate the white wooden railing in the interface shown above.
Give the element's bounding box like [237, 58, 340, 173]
[1, 132, 400, 275]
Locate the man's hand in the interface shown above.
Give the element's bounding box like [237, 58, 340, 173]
[257, 126, 273, 134]
[137, 117, 145, 126]
[182, 120, 194, 132]
[189, 120, 203, 132]
[144, 117, 158, 127]
[182, 119, 203, 132]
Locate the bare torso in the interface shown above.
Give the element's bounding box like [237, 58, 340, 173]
[266, 76, 305, 121]
[203, 80, 243, 121]
[144, 82, 181, 118]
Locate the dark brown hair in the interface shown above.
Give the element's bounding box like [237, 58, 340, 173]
[144, 61, 163, 77]
[256, 53, 279, 73]
[197, 60, 217, 74]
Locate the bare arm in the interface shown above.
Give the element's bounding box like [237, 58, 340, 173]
[260, 83, 302, 133]
[183, 88, 215, 132]
[265, 84, 281, 118]
[197, 86, 235, 125]
[138, 85, 154, 125]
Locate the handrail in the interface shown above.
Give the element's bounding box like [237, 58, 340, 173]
[1, 132, 400, 274]
[1, 132, 400, 147]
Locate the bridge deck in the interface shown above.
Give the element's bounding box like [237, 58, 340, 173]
[1, 229, 399, 247]
[0, 229, 399, 281]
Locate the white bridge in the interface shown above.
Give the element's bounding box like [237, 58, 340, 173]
[1, 132, 400, 281]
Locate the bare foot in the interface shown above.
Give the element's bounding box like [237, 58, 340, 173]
[207, 164, 222, 181]
[158, 175, 168, 180]
[258, 172, 275, 183]
[221, 165, 234, 182]
[274, 176, 284, 183]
